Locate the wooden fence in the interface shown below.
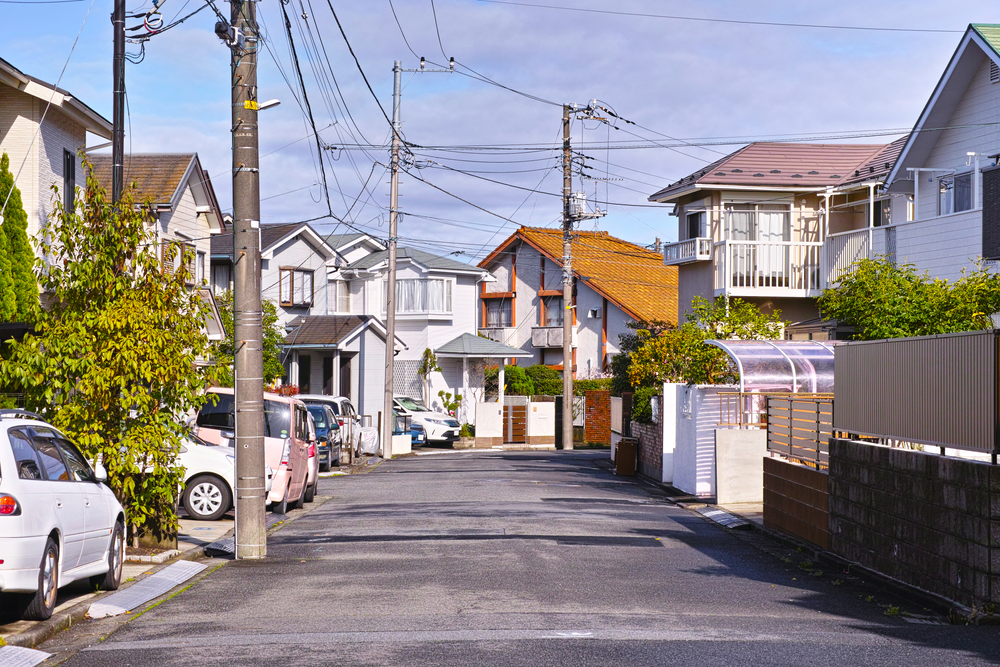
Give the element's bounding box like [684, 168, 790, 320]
[765, 395, 834, 469]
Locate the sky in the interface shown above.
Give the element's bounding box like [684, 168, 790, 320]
[1, 0, 988, 263]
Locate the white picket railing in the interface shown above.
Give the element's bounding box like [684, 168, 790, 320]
[825, 228, 869, 287]
[663, 237, 713, 265]
[713, 240, 824, 294]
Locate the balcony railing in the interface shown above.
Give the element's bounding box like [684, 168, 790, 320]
[531, 325, 578, 348]
[663, 237, 713, 265]
[825, 228, 869, 287]
[479, 327, 516, 346]
[713, 240, 824, 296]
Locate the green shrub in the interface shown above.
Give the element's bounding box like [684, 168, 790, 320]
[631, 386, 661, 424]
[459, 423, 475, 438]
[573, 378, 611, 395]
[526, 364, 562, 395]
[504, 365, 536, 396]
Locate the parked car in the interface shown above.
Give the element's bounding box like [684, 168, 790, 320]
[176, 433, 273, 521]
[298, 394, 360, 454]
[0, 411, 125, 620]
[195, 388, 310, 514]
[303, 413, 318, 504]
[410, 421, 426, 447]
[393, 396, 460, 443]
[305, 404, 341, 471]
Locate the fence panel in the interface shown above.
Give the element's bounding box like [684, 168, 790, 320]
[610, 396, 622, 434]
[766, 395, 834, 469]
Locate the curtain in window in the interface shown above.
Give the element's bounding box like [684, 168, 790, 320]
[388, 279, 452, 314]
[336, 281, 350, 313]
[544, 296, 563, 327]
[757, 204, 790, 279]
[486, 300, 511, 327]
[299, 271, 313, 305]
[280, 270, 292, 305]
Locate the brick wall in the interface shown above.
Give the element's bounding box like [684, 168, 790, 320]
[632, 394, 662, 481]
[763, 457, 829, 549]
[584, 389, 610, 445]
[830, 439, 1000, 608]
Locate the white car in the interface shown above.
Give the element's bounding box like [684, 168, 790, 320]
[0, 411, 125, 620]
[178, 434, 273, 521]
[298, 395, 360, 451]
[393, 397, 460, 443]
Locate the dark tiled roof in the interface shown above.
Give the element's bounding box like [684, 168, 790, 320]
[648, 143, 890, 202]
[283, 315, 370, 345]
[480, 227, 679, 324]
[347, 246, 482, 273]
[90, 154, 195, 205]
[211, 223, 319, 260]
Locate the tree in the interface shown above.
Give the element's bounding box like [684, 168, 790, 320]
[609, 319, 674, 396]
[0, 152, 38, 322]
[485, 364, 535, 397]
[818, 257, 1000, 340]
[213, 290, 285, 387]
[525, 364, 562, 395]
[0, 161, 219, 545]
[417, 348, 442, 405]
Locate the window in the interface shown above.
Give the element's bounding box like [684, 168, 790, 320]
[161, 240, 196, 283]
[29, 429, 71, 481]
[197, 393, 235, 430]
[939, 173, 973, 215]
[873, 199, 891, 227]
[263, 400, 291, 439]
[383, 278, 453, 314]
[212, 264, 231, 295]
[197, 251, 206, 284]
[686, 211, 706, 240]
[485, 299, 512, 328]
[280, 268, 314, 307]
[298, 355, 311, 394]
[542, 296, 563, 327]
[63, 150, 75, 214]
[9, 428, 43, 480]
[330, 280, 350, 313]
[295, 405, 310, 441]
[57, 439, 95, 482]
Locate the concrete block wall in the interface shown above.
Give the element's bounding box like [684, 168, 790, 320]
[633, 393, 663, 482]
[829, 439, 1000, 608]
[584, 390, 610, 445]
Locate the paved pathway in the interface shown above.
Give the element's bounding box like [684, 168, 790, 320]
[53, 451, 1000, 666]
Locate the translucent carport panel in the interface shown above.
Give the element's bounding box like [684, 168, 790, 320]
[705, 340, 836, 393]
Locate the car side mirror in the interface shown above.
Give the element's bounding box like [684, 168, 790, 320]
[221, 430, 235, 440]
[94, 463, 108, 483]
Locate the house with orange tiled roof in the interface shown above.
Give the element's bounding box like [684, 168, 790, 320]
[648, 139, 911, 339]
[477, 227, 678, 375]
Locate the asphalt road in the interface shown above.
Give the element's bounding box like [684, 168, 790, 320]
[55, 450, 1000, 666]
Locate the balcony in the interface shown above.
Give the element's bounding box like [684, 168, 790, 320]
[531, 325, 578, 348]
[663, 237, 713, 265]
[713, 240, 824, 297]
[479, 327, 516, 346]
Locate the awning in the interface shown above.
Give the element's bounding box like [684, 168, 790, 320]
[434, 333, 533, 359]
[704, 339, 836, 393]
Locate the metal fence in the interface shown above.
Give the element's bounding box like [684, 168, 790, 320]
[766, 395, 834, 469]
[718, 391, 831, 429]
[835, 330, 998, 454]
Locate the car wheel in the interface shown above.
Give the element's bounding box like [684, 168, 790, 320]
[91, 521, 124, 591]
[272, 481, 290, 514]
[183, 475, 231, 521]
[320, 455, 331, 473]
[304, 480, 315, 503]
[19, 536, 59, 620]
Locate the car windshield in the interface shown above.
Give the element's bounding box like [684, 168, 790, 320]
[396, 397, 430, 412]
[197, 392, 234, 429]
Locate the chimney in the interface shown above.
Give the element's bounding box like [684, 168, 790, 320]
[654, 237, 661, 253]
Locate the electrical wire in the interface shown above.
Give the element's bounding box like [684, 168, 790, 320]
[428, 0, 448, 59]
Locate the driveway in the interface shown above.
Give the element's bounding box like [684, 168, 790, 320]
[51, 451, 1000, 666]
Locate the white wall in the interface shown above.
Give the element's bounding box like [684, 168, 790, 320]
[261, 234, 331, 328]
[664, 384, 735, 497]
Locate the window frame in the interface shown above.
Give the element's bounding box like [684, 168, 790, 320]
[382, 277, 455, 315]
[279, 267, 315, 307]
[63, 149, 76, 215]
[542, 295, 564, 327]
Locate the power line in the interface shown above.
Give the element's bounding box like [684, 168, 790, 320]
[324, 0, 394, 130]
[428, 0, 448, 59]
[387, 0, 420, 59]
[476, 1, 965, 34]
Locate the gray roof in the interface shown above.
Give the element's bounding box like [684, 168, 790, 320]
[283, 315, 370, 346]
[347, 246, 483, 274]
[212, 223, 321, 259]
[434, 333, 533, 358]
[325, 232, 376, 250]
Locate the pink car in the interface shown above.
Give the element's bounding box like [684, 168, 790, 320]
[195, 388, 311, 514]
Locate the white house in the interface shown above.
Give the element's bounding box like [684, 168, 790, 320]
[0, 56, 112, 240]
[477, 226, 679, 376]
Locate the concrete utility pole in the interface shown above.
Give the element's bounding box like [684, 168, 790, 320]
[561, 104, 574, 451]
[382, 57, 454, 459]
[111, 0, 125, 203]
[230, 0, 266, 559]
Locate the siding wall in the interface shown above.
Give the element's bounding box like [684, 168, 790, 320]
[261, 235, 330, 328]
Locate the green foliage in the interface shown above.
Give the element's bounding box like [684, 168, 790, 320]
[502, 364, 535, 396]
[213, 290, 284, 387]
[0, 153, 38, 322]
[818, 257, 1000, 340]
[525, 364, 562, 395]
[437, 390, 462, 416]
[0, 161, 219, 544]
[629, 297, 783, 388]
[459, 423, 475, 438]
[631, 386, 661, 423]
[573, 378, 612, 396]
[609, 319, 674, 396]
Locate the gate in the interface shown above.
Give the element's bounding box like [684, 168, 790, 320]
[503, 405, 526, 443]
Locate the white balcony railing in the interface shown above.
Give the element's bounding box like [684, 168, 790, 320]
[663, 237, 713, 265]
[713, 240, 824, 295]
[824, 228, 870, 287]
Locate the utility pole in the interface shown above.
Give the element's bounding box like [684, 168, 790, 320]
[382, 57, 454, 459]
[561, 104, 574, 451]
[229, 0, 266, 559]
[111, 0, 125, 202]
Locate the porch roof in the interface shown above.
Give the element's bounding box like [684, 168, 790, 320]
[435, 333, 533, 359]
[705, 339, 836, 393]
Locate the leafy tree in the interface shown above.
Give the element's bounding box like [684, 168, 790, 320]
[417, 348, 442, 405]
[0, 161, 219, 545]
[437, 390, 462, 416]
[213, 290, 285, 387]
[818, 257, 1000, 340]
[609, 319, 674, 396]
[486, 364, 536, 396]
[525, 364, 562, 395]
[0, 152, 38, 322]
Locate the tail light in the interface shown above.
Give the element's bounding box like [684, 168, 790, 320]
[308, 443, 316, 457]
[280, 438, 292, 466]
[0, 494, 21, 516]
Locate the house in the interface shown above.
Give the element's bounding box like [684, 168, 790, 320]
[648, 140, 911, 339]
[883, 24, 1000, 279]
[91, 154, 225, 287]
[0, 56, 112, 241]
[477, 226, 679, 375]
[333, 242, 491, 413]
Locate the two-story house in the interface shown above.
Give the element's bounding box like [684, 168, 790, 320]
[649, 140, 911, 339]
[477, 227, 679, 375]
[0, 56, 112, 242]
